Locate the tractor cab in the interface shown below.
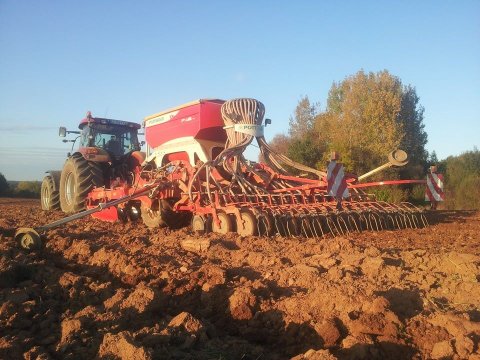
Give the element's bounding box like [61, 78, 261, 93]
[60, 112, 142, 162]
[78, 112, 141, 159]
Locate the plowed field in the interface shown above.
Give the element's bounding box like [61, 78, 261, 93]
[1, 198, 479, 359]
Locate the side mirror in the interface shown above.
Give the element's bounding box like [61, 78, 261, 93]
[59, 127, 67, 137]
[265, 118, 272, 126]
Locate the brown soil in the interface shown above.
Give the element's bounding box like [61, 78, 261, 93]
[0, 198, 479, 359]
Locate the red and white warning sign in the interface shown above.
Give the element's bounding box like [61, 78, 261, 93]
[327, 161, 349, 199]
[425, 172, 445, 202]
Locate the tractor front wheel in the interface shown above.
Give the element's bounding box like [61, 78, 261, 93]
[41, 175, 60, 211]
[59, 154, 104, 214]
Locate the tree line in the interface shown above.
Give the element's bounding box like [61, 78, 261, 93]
[0, 174, 41, 198]
[267, 70, 479, 209]
[435, 148, 480, 209]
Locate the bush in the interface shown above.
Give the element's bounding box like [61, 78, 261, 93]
[14, 181, 41, 198]
[371, 186, 407, 203]
[409, 184, 426, 205]
[441, 148, 480, 210]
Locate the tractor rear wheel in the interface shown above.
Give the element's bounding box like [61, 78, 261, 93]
[41, 175, 60, 210]
[141, 199, 191, 229]
[59, 154, 104, 214]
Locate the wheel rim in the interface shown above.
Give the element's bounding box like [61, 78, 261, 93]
[65, 172, 75, 205]
[192, 215, 206, 234]
[141, 201, 163, 228]
[41, 185, 50, 208]
[145, 203, 160, 220]
[147, 208, 159, 219]
[15, 228, 41, 250]
[237, 212, 257, 237]
[212, 213, 231, 234]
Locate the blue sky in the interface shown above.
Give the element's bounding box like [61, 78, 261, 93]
[0, 0, 479, 180]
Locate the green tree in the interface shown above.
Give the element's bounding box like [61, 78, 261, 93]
[288, 95, 319, 139]
[443, 148, 480, 209]
[268, 134, 291, 155]
[428, 150, 439, 165]
[397, 85, 428, 179]
[314, 70, 427, 178]
[0, 173, 9, 196]
[287, 135, 325, 169]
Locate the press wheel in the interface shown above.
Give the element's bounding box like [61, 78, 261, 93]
[212, 212, 232, 234]
[192, 214, 210, 234]
[237, 211, 258, 237]
[15, 228, 42, 251]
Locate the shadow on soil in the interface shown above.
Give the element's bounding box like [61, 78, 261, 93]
[1, 245, 323, 359]
[336, 342, 417, 360]
[376, 287, 423, 321]
[426, 210, 477, 225]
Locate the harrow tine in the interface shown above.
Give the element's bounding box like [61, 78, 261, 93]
[286, 217, 294, 237]
[376, 213, 384, 231]
[312, 216, 321, 238]
[314, 217, 325, 238]
[300, 216, 308, 237]
[336, 215, 349, 235]
[274, 215, 284, 236]
[385, 214, 394, 229]
[369, 213, 379, 231]
[359, 213, 369, 231]
[336, 218, 345, 236]
[348, 214, 360, 233]
[366, 213, 373, 230]
[404, 213, 413, 228]
[380, 213, 389, 230]
[309, 217, 317, 238]
[280, 216, 289, 237]
[257, 215, 266, 236]
[326, 216, 340, 236]
[410, 213, 420, 229]
[420, 213, 428, 228]
[343, 213, 353, 233]
[305, 214, 315, 238]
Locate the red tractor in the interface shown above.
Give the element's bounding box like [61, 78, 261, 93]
[41, 112, 144, 218]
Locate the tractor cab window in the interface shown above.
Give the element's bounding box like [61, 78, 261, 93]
[81, 124, 140, 157]
[80, 126, 95, 148]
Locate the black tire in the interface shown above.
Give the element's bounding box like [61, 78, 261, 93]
[59, 154, 104, 214]
[141, 199, 191, 229]
[40, 176, 60, 211]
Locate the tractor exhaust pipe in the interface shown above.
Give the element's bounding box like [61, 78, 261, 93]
[357, 150, 408, 182]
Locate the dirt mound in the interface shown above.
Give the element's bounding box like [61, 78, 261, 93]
[0, 198, 479, 359]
